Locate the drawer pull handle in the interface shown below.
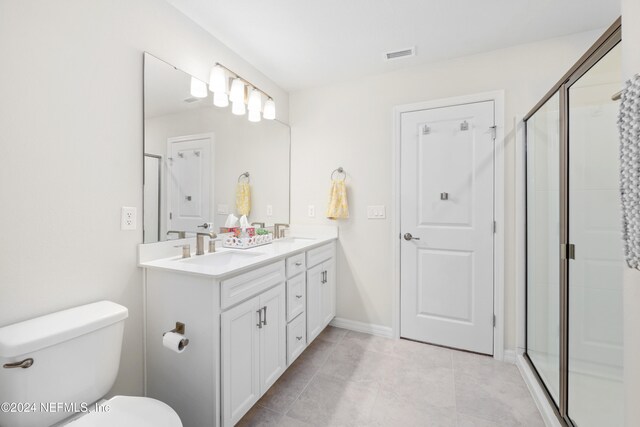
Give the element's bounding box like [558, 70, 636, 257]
[262, 306, 267, 326]
[295, 261, 302, 266]
[296, 294, 303, 299]
[257, 309, 263, 329]
[296, 336, 303, 341]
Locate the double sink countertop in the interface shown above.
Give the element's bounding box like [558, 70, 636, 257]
[138, 227, 338, 279]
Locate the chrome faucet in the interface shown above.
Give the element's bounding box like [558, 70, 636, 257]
[196, 231, 218, 255]
[167, 230, 186, 239]
[273, 223, 289, 239]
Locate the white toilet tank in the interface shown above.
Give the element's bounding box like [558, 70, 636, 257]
[0, 301, 129, 427]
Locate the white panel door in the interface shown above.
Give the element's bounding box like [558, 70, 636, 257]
[400, 101, 495, 355]
[167, 134, 212, 234]
[221, 296, 260, 427]
[259, 283, 286, 393]
[306, 264, 323, 343]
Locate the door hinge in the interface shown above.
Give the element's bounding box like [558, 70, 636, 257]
[493, 315, 496, 327]
[489, 125, 497, 140]
[493, 221, 497, 234]
[560, 243, 576, 260]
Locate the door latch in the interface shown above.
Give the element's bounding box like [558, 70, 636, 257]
[560, 243, 576, 260]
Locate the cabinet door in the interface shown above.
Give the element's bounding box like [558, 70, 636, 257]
[221, 296, 261, 427]
[321, 258, 336, 327]
[306, 263, 324, 342]
[259, 283, 286, 394]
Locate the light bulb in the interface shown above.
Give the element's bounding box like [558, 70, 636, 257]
[232, 100, 246, 115]
[209, 65, 227, 93]
[190, 76, 207, 98]
[213, 91, 229, 108]
[248, 109, 261, 122]
[248, 88, 262, 112]
[263, 98, 276, 120]
[229, 78, 245, 103]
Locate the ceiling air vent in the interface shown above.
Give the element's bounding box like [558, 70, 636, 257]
[384, 47, 416, 61]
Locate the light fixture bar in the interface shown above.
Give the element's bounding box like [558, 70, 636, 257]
[215, 62, 274, 101]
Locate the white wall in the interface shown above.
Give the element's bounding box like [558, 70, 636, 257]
[0, 0, 288, 397]
[621, 1, 640, 425]
[289, 29, 602, 350]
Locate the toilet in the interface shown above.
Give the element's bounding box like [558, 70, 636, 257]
[0, 301, 182, 427]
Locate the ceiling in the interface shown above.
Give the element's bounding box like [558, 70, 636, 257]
[166, 0, 620, 92]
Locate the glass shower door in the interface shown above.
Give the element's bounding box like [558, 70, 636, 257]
[567, 43, 623, 427]
[526, 93, 561, 404]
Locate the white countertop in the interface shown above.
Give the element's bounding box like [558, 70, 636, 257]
[138, 225, 338, 279]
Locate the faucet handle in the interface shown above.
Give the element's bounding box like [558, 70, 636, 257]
[174, 244, 191, 259]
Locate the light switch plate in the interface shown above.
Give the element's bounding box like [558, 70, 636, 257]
[308, 205, 315, 217]
[367, 205, 386, 219]
[217, 204, 229, 215]
[121, 207, 137, 230]
[266, 205, 273, 216]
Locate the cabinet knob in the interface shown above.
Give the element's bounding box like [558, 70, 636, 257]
[296, 294, 303, 299]
[295, 261, 302, 266]
[296, 336, 303, 341]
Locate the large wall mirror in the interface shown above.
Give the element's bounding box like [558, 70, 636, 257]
[143, 53, 290, 243]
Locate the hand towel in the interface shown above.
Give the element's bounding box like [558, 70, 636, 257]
[618, 74, 640, 269]
[326, 179, 349, 220]
[236, 182, 251, 216]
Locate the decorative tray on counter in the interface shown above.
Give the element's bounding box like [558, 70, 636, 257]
[222, 233, 273, 249]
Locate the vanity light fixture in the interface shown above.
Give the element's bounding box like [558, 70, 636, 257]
[190, 76, 208, 98]
[210, 62, 276, 122]
[263, 98, 276, 120]
[232, 100, 246, 116]
[229, 78, 245, 103]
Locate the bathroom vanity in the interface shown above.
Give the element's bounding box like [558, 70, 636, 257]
[139, 227, 337, 427]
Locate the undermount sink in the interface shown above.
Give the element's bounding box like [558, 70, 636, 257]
[179, 250, 264, 267]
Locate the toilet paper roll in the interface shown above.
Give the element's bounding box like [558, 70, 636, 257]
[163, 332, 188, 353]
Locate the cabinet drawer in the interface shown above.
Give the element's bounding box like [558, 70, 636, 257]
[287, 313, 306, 365]
[286, 274, 306, 322]
[306, 242, 335, 268]
[221, 261, 285, 310]
[285, 253, 306, 278]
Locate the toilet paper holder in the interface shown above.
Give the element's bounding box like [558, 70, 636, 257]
[163, 322, 189, 348]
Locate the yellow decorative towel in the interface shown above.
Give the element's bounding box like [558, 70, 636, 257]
[236, 182, 251, 216]
[326, 179, 349, 220]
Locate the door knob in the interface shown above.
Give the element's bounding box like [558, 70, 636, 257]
[404, 233, 420, 241]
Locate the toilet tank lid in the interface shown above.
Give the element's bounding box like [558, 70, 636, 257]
[0, 301, 128, 358]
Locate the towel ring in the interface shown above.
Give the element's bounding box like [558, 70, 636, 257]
[238, 172, 250, 183]
[331, 167, 346, 181]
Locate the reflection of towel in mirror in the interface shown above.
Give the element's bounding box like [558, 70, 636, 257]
[326, 179, 349, 220]
[236, 182, 251, 216]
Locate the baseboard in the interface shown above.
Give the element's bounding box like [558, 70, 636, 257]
[516, 355, 562, 427]
[329, 317, 393, 338]
[503, 349, 517, 364]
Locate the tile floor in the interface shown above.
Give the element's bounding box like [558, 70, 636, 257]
[238, 327, 544, 427]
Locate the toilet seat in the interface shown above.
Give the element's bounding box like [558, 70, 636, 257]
[66, 396, 182, 427]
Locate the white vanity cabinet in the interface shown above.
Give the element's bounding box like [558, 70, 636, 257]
[306, 244, 336, 342]
[221, 282, 286, 427]
[142, 237, 336, 427]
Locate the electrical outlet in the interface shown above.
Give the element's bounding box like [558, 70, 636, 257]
[367, 205, 386, 219]
[121, 207, 137, 230]
[217, 204, 229, 215]
[308, 205, 315, 217]
[266, 205, 273, 216]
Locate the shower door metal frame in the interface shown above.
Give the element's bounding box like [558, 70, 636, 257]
[523, 18, 621, 427]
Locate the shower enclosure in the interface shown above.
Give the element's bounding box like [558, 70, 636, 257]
[524, 20, 623, 426]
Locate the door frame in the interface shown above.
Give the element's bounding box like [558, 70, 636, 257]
[391, 90, 505, 360]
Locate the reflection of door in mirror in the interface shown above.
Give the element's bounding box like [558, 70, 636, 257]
[167, 134, 212, 236]
[144, 154, 162, 243]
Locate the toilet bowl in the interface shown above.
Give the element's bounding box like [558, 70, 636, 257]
[65, 396, 181, 426]
[0, 301, 182, 427]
